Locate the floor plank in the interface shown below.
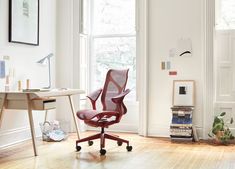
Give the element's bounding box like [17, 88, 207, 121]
[0, 131, 235, 169]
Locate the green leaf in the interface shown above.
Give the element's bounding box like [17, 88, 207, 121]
[208, 133, 213, 137]
[212, 123, 223, 134]
[230, 118, 233, 124]
[220, 112, 226, 116]
[213, 117, 221, 127]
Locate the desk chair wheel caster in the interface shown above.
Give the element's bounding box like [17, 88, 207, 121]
[76, 145, 81, 152]
[117, 141, 123, 146]
[126, 145, 132, 152]
[88, 140, 93, 146]
[100, 149, 106, 155]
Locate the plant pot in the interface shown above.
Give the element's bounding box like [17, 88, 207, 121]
[214, 131, 225, 145]
[214, 131, 235, 145]
[216, 131, 224, 140]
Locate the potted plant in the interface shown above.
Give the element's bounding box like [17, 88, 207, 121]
[208, 112, 234, 144]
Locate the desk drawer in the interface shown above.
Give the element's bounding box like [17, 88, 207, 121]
[32, 99, 56, 110]
[5, 98, 56, 110]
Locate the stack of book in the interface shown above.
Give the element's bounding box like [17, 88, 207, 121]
[170, 106, 194, 141]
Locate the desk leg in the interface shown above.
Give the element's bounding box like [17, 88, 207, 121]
[27, 94, 38, 156]
[68, 95, 80, 139]
[0, 94, 7, 128]
[44, 110, 48, 122]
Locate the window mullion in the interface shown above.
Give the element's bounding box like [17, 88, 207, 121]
[92, 34, 136, 39]
[88, 0, 95, 93]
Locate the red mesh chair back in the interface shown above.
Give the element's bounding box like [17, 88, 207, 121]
[101, 69, 129, 114]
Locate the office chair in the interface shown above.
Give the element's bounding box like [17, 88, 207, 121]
[76, 69, 132, 155]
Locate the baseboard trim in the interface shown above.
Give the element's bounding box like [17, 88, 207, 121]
[148, 124, 170, 137]
[0, 126, 42, 148]
[148, 124, 204, 139]
[0, 126, 30, 136]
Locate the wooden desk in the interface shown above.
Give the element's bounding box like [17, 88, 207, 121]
[0, 89, 85, 156]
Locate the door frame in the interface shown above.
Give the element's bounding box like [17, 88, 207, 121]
[136, 0, 148, 136]
[202, 0, 215, 138]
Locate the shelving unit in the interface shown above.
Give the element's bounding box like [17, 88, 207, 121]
[170, 106, 194, 141]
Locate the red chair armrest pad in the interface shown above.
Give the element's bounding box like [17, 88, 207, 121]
[87, 88, 102, 102]
[111, 89, 130, 103]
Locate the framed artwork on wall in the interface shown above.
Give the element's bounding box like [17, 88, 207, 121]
[9, 0, 39, 46]
[173, 80, 195, 106]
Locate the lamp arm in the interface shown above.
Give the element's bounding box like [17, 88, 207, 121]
[48, 58, 51, 88]
[43, 57, 51, 89]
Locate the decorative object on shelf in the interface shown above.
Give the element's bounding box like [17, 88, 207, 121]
[0, 60, 5, 78]
[208, 112, 234, 144]
[9, 0, 39, 45]
[170, 80, 196, 142]
[36, 53, 53, 89]
[26, 79, 30, 89]
[18, 80, 22, 91]
[5, 76, 10, 91]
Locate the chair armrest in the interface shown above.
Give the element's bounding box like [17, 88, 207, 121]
[111, 89, 130, 104]
[87, 88, 102, 101]
[87, 88, 102, 110]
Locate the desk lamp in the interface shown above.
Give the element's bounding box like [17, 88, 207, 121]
[36, 53, 53, 89]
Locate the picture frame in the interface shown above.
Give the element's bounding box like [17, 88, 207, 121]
[9, 0, 39, 46]
[173, 80, 195, 106]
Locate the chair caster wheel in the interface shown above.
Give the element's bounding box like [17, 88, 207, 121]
[117, 141, 123, 146]
[88, 140, 93, 146]
[76, 145, 81, 152]
[100, 149, 106, 155]
[126, 145, 132, 152]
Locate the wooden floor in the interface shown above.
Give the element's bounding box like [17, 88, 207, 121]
[1, 131, 235, 169]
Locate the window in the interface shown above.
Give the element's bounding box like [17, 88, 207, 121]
[81, 0, 136, 100]
[216, 0, 235, 29]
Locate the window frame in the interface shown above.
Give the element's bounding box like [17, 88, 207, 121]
[88, 0, 137, 100]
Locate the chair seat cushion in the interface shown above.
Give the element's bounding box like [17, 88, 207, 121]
[77, 109, 101, 120]
[76, 109, 120, 128]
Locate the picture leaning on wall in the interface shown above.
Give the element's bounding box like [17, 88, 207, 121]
[173, 80, 195, 107]
[9, 0, 39, 46]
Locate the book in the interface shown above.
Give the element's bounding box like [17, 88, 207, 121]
[170, 136, 193, 141]
[172, 110, 193, 115]
[22, 89, 50, 92]
[170, 124, 192, 127]
[171, 114, 192, 124]
[170, 135, 193, 138]
[170, 126, 192, 137]
[23, 88, 41, 92]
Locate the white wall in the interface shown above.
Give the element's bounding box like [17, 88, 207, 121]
[0, 0, 56, 147]
[148, 0, 204, 137]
